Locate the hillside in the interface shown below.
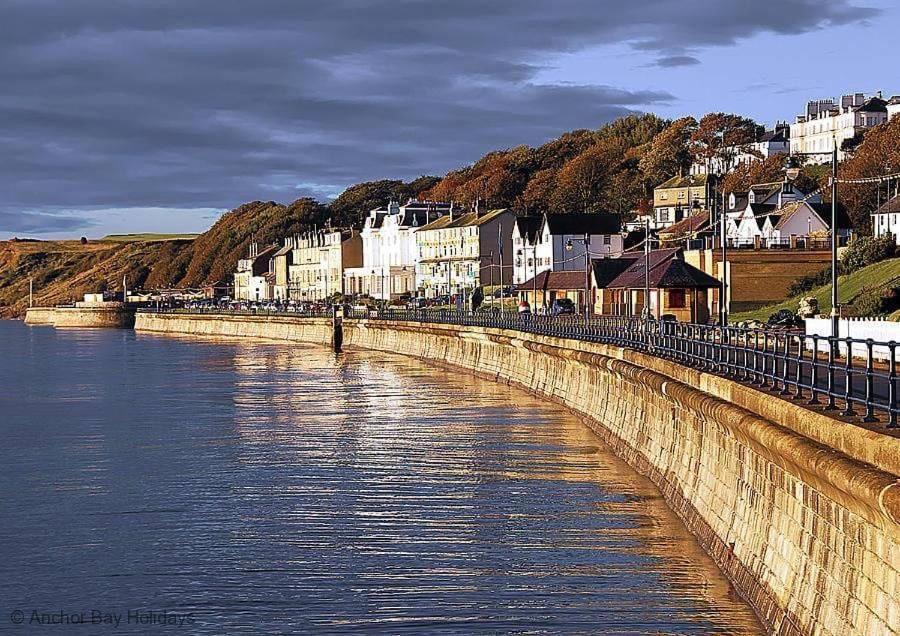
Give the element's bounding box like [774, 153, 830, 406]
[0, 199, 329, 317]
[5, 112, 896, 318]
[731, 258, 900, 323]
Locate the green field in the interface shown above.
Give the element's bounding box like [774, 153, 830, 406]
[100, 233, 199, 242]
[731, 258, 900, 323]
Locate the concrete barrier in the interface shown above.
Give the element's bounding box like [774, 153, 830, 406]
[135, 312, 900, 635]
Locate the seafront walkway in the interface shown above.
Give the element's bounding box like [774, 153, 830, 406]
[145, 307, 900, 431]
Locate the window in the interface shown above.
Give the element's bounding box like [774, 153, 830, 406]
[668, 289, 686, 309]
[660, 193, 668, 200]
[603, 235, 611, 245]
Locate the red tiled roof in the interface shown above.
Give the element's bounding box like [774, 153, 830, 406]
[659, 211, 709, 237]
[515, 269, 590, 292]
[605, 249, 719, 289]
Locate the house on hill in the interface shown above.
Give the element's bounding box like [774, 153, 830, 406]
[790, 93, 888, 163]
[653, 174, 713, 229]
[872, 195, 900, 245]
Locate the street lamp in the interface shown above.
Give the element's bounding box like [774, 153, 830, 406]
[565, 233, 591, 322]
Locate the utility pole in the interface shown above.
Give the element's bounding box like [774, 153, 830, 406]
[719, 185, 728, 327]
[830, 142, 839, 345]
[583, 233, 591, 323]
[644, 217, 651, 320]
[123, 274, 127, 304]
[29, 278, 34, 308]
[498, 223, 504, 312]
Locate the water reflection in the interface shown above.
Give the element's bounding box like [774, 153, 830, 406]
[0, 322, 761, 634]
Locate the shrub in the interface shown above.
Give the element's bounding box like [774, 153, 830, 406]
[851, 286, 900, 317]
[787, 266, 832, 297]
[840, 235, 896, 273]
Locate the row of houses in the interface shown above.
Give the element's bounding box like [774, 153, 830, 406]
[233, 200, 626, 303]
[231, 195, 731, 322]
[690, 91, 899, 179]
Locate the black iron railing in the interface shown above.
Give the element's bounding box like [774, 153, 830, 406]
[140, 307, 898, 429]
[355, 308, 899, 429]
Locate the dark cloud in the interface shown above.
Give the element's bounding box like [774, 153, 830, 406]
[654, 55, 702, 68]
[0, 0, 880, 234]
[0, 211, 96, 235]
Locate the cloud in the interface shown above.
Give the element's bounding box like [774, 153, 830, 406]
[654, 55, 702, 68]
[0, 0, 881, 235]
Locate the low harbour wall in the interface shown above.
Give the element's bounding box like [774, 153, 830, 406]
[24, 305, 135, 328]
[135, 312, 900, 635]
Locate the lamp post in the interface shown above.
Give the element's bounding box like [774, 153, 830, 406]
[565, 233, 592, 322]
[643, 217, 651, 320]
[717, 187, 727, 327]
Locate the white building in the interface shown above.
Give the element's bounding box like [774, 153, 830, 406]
[287, 229, 362, 301]
[511, 216, 542, 285]
[514, 213, 623, 286]
[415, 207, 515, 299]
[691, 123, 790, 176]
[888, 96, 900, 121]
[726, 181, 823, 246]
[344, 199, 451, 300]
[790, 93, 888, 163]
[233, 243, 278, 301]
[872, 195, 900, 245]
[729, 199, 850, 247]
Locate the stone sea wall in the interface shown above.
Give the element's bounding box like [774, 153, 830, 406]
[25, 305, 135, 328]
[135, 312, 900, 635]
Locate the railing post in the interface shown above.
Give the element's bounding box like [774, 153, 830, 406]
[824, 335, 837, 410]
[841, 336, 855, 417]
[889, 342, 898, 429]
[808, 335, 820, 405]
[779, 334, 791, 395]
[793, 335, 805, 400]
[862, 339, 876, 423]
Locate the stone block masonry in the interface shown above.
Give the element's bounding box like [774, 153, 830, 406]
[135, 312, 899, 635]
[25, 305, 135, 328]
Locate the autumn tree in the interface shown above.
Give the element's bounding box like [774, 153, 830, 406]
[550, 139, 622, 213]
[520, 167, 557, 212]
[691, 113, 762, 181]
[638, 116, 697, 191]
[837, 116, 900, 233]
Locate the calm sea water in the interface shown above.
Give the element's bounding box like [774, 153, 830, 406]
[0, 320, 761, 634]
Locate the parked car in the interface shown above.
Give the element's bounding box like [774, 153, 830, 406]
[550, 298, 576, 316]
[493, 286, 515, 298]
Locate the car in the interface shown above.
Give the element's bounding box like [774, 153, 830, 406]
[493, 286, 515, 298]
[550, 298, 576, 316]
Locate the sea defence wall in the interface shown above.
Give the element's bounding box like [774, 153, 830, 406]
[135, 312, 900, 635]
[25, 305, 135, 328]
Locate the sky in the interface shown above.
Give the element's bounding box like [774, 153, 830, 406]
[2, 0, 897, 239]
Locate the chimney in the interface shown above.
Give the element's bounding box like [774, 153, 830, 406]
[474, 198, 481, 218]
[449, 201, 455, 222]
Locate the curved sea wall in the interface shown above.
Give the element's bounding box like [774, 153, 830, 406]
[25, 305, 134, 328]
[135, 312, 900, 635]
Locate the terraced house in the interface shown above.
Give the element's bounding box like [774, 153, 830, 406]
[344, 199, 450, 300]
[415, 206, 515, 299]
[652, 174, 714, 229]
[287, 228, 362, 301]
